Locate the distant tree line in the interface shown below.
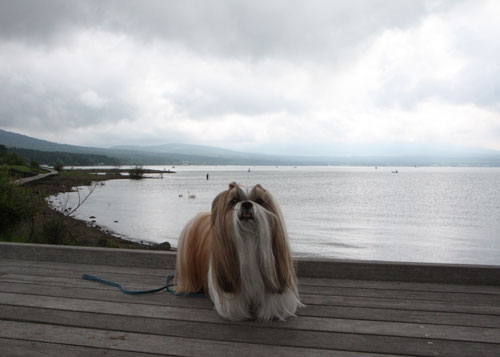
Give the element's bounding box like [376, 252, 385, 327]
[0, 144, 28, 166]
[1, 145, 121, 167]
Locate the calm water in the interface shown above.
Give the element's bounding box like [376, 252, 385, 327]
[50, 166, 500, 265]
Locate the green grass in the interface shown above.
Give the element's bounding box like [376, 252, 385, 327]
[1, 164, 42, 175]
[58, 170, 80, 177]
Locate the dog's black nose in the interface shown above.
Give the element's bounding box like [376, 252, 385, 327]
[242, 201, 253, 210]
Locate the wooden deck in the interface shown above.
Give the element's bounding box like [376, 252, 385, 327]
[1, 243, 499, 356]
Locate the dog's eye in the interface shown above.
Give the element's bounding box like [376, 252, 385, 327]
[255, 198, 265, 205]
[230, 198, 240, 205]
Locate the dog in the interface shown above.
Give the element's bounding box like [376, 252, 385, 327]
[175, 182, 302, 321]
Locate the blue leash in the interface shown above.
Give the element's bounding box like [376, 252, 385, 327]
[82, 273, 206, 297]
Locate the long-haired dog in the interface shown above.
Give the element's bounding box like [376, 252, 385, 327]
[175, 182, 302, 321]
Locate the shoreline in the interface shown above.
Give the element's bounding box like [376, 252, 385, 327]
[24, 169, 174, 251]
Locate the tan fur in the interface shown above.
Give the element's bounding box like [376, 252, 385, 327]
[174, 213, 212, 293]
[175, 184, 241, 295]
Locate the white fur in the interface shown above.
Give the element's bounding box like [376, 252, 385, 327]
[208, 191, 302, 321]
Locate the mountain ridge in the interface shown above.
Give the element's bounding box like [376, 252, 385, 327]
[2, 128, 500, 166]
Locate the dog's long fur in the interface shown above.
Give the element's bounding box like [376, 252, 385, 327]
[175, 182, 302, 321]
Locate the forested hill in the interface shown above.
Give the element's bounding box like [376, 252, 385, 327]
[8, 147, 121, 167]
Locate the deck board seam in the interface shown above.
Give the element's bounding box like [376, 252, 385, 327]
[4, 269, 498, 304]
[5, 270, 500, 299]
[4, 285, 498, 313]
[2, 318, 403, 354]
[298, 292, 500, 305]
[2, 283, 499, 316]
[3, 299, 500, 343]
[301, 301, 500, 314]
[5, 261, 500, 294]
[2, 315, 499, 347]
[0, 336, 175, 357]
[2, 302, 499, 329]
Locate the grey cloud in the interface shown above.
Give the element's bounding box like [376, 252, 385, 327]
[0, 74, 134, 132]
[171, 84, 306, 118]
[0, 0, 458, 62]
[0, 1, 92, 45]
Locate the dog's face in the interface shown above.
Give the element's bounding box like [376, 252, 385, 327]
[216, 182, 273, 223]
[209, 182, 295, 295]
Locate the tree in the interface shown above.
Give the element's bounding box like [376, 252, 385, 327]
[54, 159, 64, 172]
[30, 160, 40, 170]
[6, 153, 27, 166]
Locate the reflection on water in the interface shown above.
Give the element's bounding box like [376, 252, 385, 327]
[50, 166, 500, 265]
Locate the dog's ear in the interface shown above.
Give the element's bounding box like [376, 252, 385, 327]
[261, 193, 296, 294]
[210, 191, 224, 227]
[270, 216, 295, 293]
[229, 182, 238, 189]
[210, 189, 241, 293]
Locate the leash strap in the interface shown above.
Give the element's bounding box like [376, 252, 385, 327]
[82, 273, 206, 297]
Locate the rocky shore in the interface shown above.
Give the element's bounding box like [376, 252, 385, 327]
[24, 169, 174, 251]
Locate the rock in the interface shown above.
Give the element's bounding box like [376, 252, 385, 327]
[151, 241, 171, 251]
[89, 216, 96, 219]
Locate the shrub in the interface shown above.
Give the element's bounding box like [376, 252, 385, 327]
[129, 165, 145, 180]
[54, 159, 64, 172]
[0, 171, 40, 235]
[38, 216, 69, 245]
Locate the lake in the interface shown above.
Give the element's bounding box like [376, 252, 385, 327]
[50, 166, 500, 265]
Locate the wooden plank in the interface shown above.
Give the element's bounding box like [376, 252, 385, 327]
[0, 306, 403, 355]
[0, 242, 177, 270]
[3, 265, 499, 305]
[3, 272, 500, 315]
[0, 320, 360, 357]
[301, 292, 500, 315]
[0, 337, 161, 357]
[0, 258, 170, 278]
[1, 307, 499, 357]
[14, 168, 57, 185]
[0, 273, 165, 293]
[299, 284, 500, 305]
[2, 281, 499, 328]
[300, 304, 500, 328]
[300, 276, 500, 295]
[1, 292, 499, 343]
[299, 258, 500, 285]
[0, 281, 213, 310]
[2, 242, 500, 285]
[4, 259, 500, 295]
[0, 266, 170, 286]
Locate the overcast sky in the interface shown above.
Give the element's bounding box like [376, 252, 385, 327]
[1, 0, 499, 156]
